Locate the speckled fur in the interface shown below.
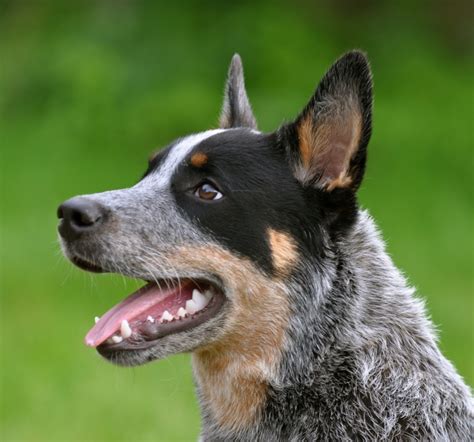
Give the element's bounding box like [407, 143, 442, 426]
[59, 51, 473, 441]
[198, 210, 473, 440]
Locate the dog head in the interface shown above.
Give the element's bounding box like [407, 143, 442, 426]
[58, 51, 372, 367]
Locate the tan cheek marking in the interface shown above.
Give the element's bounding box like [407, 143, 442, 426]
[166, 246, 289, 432]
[268, 228, 298, 276]
[190, 152, 208, 167]
[193, 346, 268, 432]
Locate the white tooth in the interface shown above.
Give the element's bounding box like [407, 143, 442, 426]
[185, 299, 198, 314]
[120, 320, 132, 338]
[112, 335, 123, 344]
[204, 289, 213, 300]
[192, 289, 209, 310]
[161, 310, 173, 322]
[147, 316, 155, 323]
[177, 307, 187, 318]
[94, 316, 100, 324]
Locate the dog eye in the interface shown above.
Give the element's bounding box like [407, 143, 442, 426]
[194, 182, 223, 201]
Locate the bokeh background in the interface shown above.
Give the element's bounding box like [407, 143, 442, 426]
[1, 0, 472, 440]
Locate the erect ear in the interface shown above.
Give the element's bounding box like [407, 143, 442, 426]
[219, 54, 257, 130]
[281, 50, 373, 192]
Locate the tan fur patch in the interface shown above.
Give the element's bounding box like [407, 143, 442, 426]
[165, 246, 289, 432]
[296, 103, 362, 189]
[190, 152, 208, 168]
[326, 172, 353, 191]
[298, 117, 314, 170]
[267, 228, 298, 276]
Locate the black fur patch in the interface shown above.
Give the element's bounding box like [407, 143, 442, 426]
[169, 129, 327, 274]
[140, 53, 373, 275]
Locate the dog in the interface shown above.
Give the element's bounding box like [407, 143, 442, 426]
[58, 51, 473, 440]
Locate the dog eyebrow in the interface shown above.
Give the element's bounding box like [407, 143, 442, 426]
[190, 152, 208, 168]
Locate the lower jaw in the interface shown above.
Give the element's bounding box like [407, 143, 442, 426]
[96, 289, 227, 358]
[64, 251, 229, 360]
[71, 255, 106, 273]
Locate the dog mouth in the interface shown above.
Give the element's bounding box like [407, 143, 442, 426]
[75, 257, 226, 354]
[72, 256, 105, 273]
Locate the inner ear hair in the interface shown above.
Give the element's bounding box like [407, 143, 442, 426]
[297, 95, 363, 190]
[287, 50, 373, 192]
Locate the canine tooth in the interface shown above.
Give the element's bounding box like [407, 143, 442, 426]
[120, 319, 132, 338]
[177, 307, 187, 318]
[147, 316, 155, 323]
[192, 289, 209, 310]
[161, 310, 173, 322]
[185, 299, 198, 314]
[94, 316, 100, 323]
[112, 335, 123, 344]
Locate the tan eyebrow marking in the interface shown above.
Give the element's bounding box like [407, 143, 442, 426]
[190, 152, 208, 168]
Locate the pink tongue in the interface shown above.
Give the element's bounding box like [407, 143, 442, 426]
[85, 283, 178, 348]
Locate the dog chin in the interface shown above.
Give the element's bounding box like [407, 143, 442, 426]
[96, 315, 228, 367]
[60, 241, 230, 365]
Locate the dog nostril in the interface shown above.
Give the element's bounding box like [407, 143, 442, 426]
[71, 209, 101, 227]
[57, 197, 107, 240]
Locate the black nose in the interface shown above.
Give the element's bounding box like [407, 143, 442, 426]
[57, 197, 106, 241]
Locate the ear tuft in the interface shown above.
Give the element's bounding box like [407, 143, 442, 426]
[286, 50, 373, 191]
[219, 54, 257, 130]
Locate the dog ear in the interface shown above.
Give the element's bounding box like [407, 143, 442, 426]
[281, 50, 372, 192]
[219, 54, 257, 130]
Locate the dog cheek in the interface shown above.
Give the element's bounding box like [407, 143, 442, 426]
[168, 245, 290, 431]
[267, 228, 299, 277]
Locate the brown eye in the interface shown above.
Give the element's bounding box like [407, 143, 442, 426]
[194, 182, 223, 201]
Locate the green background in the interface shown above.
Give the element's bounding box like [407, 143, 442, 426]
[1, 1, 472, 440]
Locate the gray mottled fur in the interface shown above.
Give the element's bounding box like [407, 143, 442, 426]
[60, 53, 473, 440]
[60, 136, 235, 365]
[62, 155, 473, 440]
[198, 211, 473, 441]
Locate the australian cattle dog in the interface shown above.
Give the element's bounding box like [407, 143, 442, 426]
[58, 51, 473, 440]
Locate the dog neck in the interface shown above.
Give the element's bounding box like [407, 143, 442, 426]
[192, 279, 288, 436]
[192, 210, 445, 439]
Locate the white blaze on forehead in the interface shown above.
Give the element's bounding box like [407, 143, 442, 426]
[151, 129, 227, 188]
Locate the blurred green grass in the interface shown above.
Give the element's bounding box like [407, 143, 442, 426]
[1, 1, 472, 440]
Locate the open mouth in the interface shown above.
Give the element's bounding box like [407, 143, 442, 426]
[80, 270, 225, 355]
